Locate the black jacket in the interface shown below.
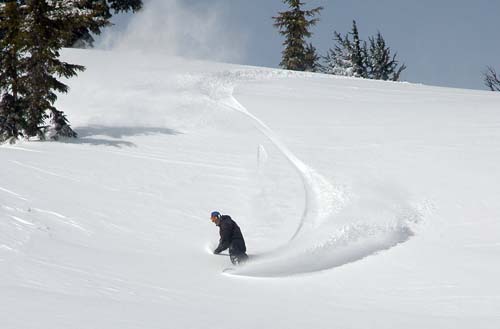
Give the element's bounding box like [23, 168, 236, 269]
[214, 215, 246, 255]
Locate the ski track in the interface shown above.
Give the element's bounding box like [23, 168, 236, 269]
[29, 258, 233, 303]
[0, 187, 29, 201]
[0, 186, 92, 253]
[0, 145, 44, 153]
[8, 215, 35, 227]
[100, 149, 247, 173]
[11, 160, 82, 183]
[30, 208, 92, 234]
[197, 69, 421, 277]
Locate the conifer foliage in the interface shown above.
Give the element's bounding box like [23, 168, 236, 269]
[0, 0, 105, 143]
[484, 66, 500, 92]
[323, 20, 406, 81]
[304, 42, 320, 72]
[323, 31, 355, 76]
[323, 21, 367, 78]
[273, 0, 322, 72]
[66, 0, 143, 48]
[367, 32, 406, 81]
[349, 21, 368, 78]
[0, 0, 26, 143]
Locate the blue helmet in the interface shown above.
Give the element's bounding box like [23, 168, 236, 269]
[211, 211, 221, 218]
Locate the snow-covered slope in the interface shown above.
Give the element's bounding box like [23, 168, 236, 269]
[1, 49, 500, 328]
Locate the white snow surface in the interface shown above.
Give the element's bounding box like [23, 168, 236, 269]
[1, 48, 500, 328]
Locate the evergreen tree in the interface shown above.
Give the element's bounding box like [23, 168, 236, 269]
[273, 0, 322, 71]
[323, 21, 406, 81]
[0, 0, 26, 143]
[304, 42, 320, 72]
[367, 32, 406, 81]
[66, 0, 143, 48]
[323, 21, 368, 78]
[1, 0, 105, 142]
[350, 21, 368, 78]
[323, 31, 354, 76]
[484, 66, 500, 91]
[22, 0, 101, 139]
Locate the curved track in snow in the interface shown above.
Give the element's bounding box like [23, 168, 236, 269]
[199, 70, 421, 277]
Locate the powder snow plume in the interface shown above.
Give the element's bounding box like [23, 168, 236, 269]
[96, 0, 246, 63]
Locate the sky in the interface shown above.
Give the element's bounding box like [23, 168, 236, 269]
[98, 0, 500, 91]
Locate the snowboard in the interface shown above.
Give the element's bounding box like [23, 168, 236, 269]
[230, 253, 249, 266]
[222, 254, 250, 273]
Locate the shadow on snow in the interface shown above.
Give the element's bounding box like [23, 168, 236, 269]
[59, 126, 183, 148]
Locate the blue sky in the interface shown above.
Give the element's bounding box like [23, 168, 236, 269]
[106, 0, 500, 91]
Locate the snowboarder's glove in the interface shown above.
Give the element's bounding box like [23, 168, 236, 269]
[213, 249, 220, 255]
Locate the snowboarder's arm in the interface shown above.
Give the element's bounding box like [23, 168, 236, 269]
[214, 221, 232, 254]
[213, 239, 230, 254]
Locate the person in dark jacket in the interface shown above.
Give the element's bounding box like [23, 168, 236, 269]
[211, 211, 248, 265]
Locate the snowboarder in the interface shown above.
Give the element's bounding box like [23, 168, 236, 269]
[211, 211, 248, 265]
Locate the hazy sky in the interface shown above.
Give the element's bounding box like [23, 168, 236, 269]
[102, 0, 500, 91]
